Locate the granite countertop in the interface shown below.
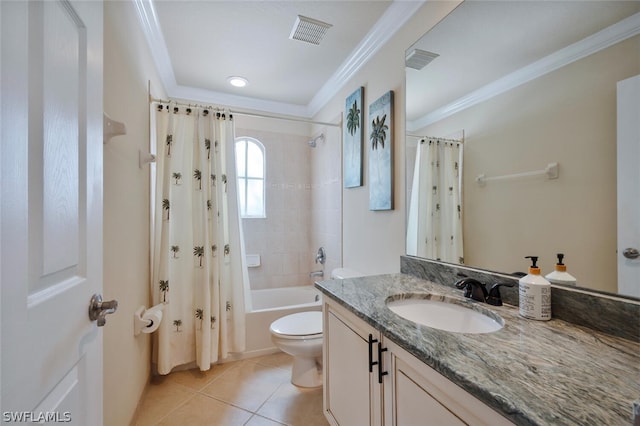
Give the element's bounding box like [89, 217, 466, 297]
[315, 273, 640, 426]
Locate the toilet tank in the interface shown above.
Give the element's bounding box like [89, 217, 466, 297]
[330, 268, 363, 279]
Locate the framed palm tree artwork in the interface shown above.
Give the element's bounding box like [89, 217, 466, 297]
[368, 91, 394, 210]
[344, 87, 364, 188]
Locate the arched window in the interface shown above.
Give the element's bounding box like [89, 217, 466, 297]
[235, 137, 265, 218]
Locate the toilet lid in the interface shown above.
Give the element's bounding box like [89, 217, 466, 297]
[270, 311, 322, 337]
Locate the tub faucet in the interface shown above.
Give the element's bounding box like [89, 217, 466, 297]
[309, 270, 324, 278]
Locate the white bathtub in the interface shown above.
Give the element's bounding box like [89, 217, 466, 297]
[244, 285, 322, 357]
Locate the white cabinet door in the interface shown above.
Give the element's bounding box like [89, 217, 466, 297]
[1, 0, 104, 423]
[383, 339, 514, 426]
[395, 365, 465, 426]
[617, 74, 640, 298]
[323, 302, 382, 426]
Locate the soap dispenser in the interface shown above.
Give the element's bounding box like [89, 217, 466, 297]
[545, 253, 577, 286]
[519, 256, 551, 321]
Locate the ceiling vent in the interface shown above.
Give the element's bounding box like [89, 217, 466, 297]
[405, 49, 439, 70]
[289, 15, 332, 45]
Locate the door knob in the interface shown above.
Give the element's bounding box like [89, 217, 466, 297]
[88, 294, 118, 326]
[623, 248, 639, 259]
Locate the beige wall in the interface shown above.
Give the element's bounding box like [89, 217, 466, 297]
[103, 2, 165, 425]
[312, 1, 461, 275]
[416, 35, 640, 293]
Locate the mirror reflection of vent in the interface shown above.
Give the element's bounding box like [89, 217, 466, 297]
[289, 15, 332, 45]
[405, 49, 439, 70]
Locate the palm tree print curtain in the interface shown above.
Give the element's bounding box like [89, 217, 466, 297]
[151, 103, 247, 375]
[406, 138, 464, 263]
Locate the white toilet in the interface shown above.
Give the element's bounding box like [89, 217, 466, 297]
[269, 268, 363, 388]
[270, 311, 323, 387]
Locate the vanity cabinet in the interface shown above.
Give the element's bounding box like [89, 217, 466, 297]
[323, 299, 513, 426]
[323, 300, 383, 425]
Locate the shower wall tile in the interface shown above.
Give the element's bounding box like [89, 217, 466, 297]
[282, 254, 300, 275]
[247, 272, 267, 290]
[263, 252, 284, 275]
[238, 127, 315, 291]
[239, 125, 341, 291]
[310, 128, 342, 280]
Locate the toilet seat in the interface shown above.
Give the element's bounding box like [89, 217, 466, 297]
[270, 311, 322, 339]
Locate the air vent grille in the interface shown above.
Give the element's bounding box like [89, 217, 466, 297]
[289, 15, 332, 45]
[405, 49, 439, 70]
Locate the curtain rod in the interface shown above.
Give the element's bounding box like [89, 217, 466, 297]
[406, 134, 464, 144]
[150, 97, 341, 128]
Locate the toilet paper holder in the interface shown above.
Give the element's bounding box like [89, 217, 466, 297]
[134, 304, 164, 336]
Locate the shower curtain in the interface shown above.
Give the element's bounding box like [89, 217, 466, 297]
[151, 103, 247, 375]
[407, 138, 464, 264]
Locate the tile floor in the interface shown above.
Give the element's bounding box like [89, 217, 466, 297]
[133, 352, 329, 426]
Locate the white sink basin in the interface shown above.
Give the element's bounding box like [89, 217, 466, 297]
[386, 294, 504, 334]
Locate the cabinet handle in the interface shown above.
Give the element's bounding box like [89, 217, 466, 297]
[377, 343, 388, 383]
[368, 334, 379, 372]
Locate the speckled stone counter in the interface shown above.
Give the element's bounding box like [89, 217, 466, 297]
[315, 273, 640, 426]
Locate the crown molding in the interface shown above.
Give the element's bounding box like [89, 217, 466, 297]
[307, 0, 426, 117]
[408, 11, 640, 132]
[132, 0, 175, 95]
[133, 0, 424, 118]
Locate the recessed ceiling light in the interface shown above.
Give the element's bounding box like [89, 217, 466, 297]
[227, 76, 248, 88]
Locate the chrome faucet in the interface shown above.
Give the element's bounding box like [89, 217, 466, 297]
[315, 247, 326, 265]
[309, 270, 324, 278]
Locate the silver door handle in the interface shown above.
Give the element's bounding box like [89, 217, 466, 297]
[623, 248, 639, 259]
[88, 294, 118, 326]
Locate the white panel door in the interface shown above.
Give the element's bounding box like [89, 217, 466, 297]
[1, 0, 104, 423]
[617, 75, 640, 298]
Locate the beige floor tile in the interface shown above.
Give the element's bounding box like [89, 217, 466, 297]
[244, 414, 286, 425]
[133, 377, 195, 426]
[166, 361, 237, 391]
[251, 352, 294, 370]
[157, 394, 252, 426]
[200, 362, 290, 412]
[257, 382, 328, 426]
[134, 356, 326, 426]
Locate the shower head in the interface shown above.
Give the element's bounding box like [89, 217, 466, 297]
[308, 133, 325, 148]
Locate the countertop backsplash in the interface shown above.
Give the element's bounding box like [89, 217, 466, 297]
[400, 255, 640, 342]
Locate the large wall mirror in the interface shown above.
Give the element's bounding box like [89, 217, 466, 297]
[405, 1, 640, 297]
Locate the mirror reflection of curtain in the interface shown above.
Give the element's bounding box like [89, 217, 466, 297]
[151, 103, 247, 375]
[407, 138, 463, 263]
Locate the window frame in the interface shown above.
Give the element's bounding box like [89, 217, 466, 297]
[235, 137, 266, 219]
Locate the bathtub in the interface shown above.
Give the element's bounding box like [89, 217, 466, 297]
[244, 285, 322, 357]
